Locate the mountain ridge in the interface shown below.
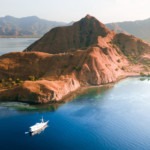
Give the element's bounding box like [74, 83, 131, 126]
[1, 15, 150, 41]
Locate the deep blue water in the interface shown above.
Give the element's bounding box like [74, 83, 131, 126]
[0, 77, 150, 150]
[0, 38, 38, 55]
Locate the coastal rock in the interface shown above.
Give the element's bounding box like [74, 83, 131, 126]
[79, 46, 127, 85]
[0, 78, 80, 103]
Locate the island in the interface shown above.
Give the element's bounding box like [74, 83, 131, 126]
[0, 15, 149, 103]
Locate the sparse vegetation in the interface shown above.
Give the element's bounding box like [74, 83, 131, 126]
[117, 59, 121, 63]
[63, 64, 68, 68]
[0, 77, 24, 89]
[126, 55, 138, 64]
[28, 75, 36, 81]
[102, 48, 109, 55]
[140, 72, 145, 76]
[121, 66, 125, 70]
[73, 66, 82, 72]
[0, 75, 37, 90]
[139, 72, 150, 77]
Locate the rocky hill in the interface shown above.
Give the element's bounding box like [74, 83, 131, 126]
[25, 15, 111, 53]
[0, 15, 66, 37]
[106, 18, 150, 42]
[0, 15, 150, 103]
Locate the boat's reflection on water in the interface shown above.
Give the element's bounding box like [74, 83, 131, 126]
[30, 125, 48, 136]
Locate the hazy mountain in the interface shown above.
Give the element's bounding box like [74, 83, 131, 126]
[106, 18, 150, 42]
[0, 15, 66, 37]
[2, 15, 150, 41]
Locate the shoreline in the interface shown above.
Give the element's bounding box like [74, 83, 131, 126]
[60, 74, 142, 104]
[0, 74, 148, 106]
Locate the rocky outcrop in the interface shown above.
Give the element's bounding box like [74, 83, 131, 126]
[0, 78, 80, 103]
[0, 15, 150, 103]
[79, 46, 127, 85]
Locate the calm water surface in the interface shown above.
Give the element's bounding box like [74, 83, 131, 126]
[0, 38, 38, 55]
[0, 77, 150, 150]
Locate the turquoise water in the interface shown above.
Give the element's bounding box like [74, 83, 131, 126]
[0, 77, 150, 150]
[0, 38, 38, 55]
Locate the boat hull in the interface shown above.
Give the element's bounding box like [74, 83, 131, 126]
[30, 121, 48, 132]
[30, 125, 48, 136]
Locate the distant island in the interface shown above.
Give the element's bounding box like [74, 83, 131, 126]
[0, 15, 149, 104]
[0, 15, 66, 38]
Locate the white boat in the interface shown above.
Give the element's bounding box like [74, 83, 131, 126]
[30, 125, 48, 136]
[29, 117, 49, 133]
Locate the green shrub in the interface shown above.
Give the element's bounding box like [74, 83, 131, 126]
[28, 75, 36, 81]
[117, 59, 121, 63]
[140, 72, 145, 76]
[73, 66, 82, 72]
[11, 81, 17, 86]
[8, 78, 13, 82]
[63, 64, 68, 68]
[121, 66, 125, 70]
[16, 78, 21, 83]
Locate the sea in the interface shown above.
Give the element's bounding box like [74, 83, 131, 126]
[0, 39, 150, 150]
[0, 38, 38, 55]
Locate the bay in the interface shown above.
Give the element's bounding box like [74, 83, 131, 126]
[0, 77, 150, 150]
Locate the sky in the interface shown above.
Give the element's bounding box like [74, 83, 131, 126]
[0, 0, 150, 23]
